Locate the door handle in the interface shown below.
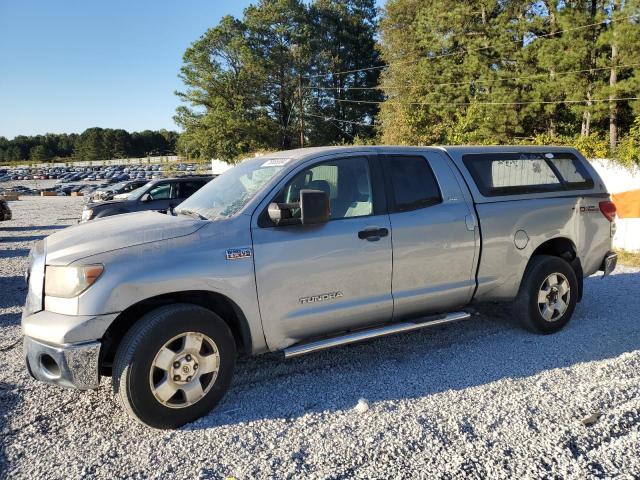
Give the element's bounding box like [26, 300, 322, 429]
[358, 227, 389, 240]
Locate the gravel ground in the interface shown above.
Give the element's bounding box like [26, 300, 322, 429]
[1, 194, 640, 479]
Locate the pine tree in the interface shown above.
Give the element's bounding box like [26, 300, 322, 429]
[306, 0, 383, 144]
[174, 0, 384, 160]
[378, 0, 640, 147]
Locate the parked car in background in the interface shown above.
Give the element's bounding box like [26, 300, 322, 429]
[81, 176, 212, 221]
[111, 180, 152, 200]
[2, 186, 39, 196]
[88, 180, 147, 203]
[0, 198, 11, 220]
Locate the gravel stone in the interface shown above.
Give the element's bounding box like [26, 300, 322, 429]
[2, 192, 640, 479]
[354, 399, 369, 414]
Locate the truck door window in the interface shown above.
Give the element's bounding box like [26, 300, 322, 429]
[384, 156, 442, 212]
[277, 157, 373, 220]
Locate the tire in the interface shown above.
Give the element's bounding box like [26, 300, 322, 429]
[513, 255, 578, 334]
[112, 303, 236, 428]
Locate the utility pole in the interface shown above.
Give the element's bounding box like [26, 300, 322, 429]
[298, 73, 305, 148]
[609, 0, 620, 150]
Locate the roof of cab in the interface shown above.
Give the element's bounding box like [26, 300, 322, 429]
[257, 145, 604, 203]
[261, 144, 581, 162]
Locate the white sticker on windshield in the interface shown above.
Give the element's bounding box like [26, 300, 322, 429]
[261, 158, 289, 167]
[544, 153, 554, 159]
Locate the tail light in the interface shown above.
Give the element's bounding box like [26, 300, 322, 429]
[599, 200, 616, 222]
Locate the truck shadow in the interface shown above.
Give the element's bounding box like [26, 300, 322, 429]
[0, 225, 68, 232]
[0, 384, 20, 478]
[0, 235, 47, 243]
[0, 249, 30, 259]
[189, 270, 640, 430]
[0, 277, 27, 311]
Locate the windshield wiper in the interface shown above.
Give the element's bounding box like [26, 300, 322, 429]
[176, 209, 208, 220]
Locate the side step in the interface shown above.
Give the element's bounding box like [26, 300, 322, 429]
[283, 311, 472, 359]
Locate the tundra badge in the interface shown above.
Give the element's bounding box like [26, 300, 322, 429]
[299, 291, 344, 304]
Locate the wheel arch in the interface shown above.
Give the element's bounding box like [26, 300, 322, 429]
[99, 290, 252, 375]
[521, 236, 583, 302]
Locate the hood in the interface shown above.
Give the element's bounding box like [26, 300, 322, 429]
[88, 199, 127, 208]
[46, 211, 205, 265]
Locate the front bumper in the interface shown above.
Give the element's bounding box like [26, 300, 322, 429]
[21, 309, 118, 345]
[600, 251, 617, 277]
[24, 336, 101, 390]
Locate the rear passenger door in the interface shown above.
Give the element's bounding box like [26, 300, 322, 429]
[381, 153, 478, 319]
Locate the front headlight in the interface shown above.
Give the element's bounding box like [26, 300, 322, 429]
[81, 208, 93, 221]
[44, 264, 104, 298]
[24, 241, 46, 316]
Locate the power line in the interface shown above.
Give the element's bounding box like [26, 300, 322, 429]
[307, 106, 356, 139]
[303, 62, 640, 91]
[319, 115, 356, 140]
[308, 96, 640, 107]
[306, 96, 640, 130]
[306, 113, 377, 127]
[304, 14, 639, 79]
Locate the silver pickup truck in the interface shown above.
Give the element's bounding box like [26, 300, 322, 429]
[22, 146, 618, 428]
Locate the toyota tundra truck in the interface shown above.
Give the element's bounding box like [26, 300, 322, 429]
[22, 146, 618, 428]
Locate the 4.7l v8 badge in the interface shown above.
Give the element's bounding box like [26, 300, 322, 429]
[225, 247, 252, 260]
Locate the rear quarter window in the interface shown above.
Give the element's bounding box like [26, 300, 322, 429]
[462, 152, 593, 196]
[547, 154, 594, 190]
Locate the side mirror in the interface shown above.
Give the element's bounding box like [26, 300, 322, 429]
[268, 202, 300, 226]
[140, 193, 151, 202]
[300, 189, 330, 225]
[268, 189, 330, 226]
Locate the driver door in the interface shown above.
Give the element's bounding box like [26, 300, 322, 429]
[251, 155, 393, 350]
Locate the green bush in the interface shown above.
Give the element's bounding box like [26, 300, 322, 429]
[614, 118, 640, 168]
[518, 132, 639, 167]
[572, 135, 610, 159]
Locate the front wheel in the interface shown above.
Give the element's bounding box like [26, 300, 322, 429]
[112, 304, 236, 428]
[514, 255, 578, 334]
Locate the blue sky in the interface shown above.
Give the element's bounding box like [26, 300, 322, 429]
[1, 0, 386, 140]
[0, 0, 258, 139]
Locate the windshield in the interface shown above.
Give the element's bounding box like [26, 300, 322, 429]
[127, 182, 153, 200]
[109, 181, 128, 191]
[176, 157, 288, 220]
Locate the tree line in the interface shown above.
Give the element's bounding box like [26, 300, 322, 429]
[378, 0, 640, 164]
[5, 1, 638, 165]
[177, 0, 640, 165]
[0, 128, 179, 163]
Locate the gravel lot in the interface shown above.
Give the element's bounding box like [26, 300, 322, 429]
[1, 192, 640, 479]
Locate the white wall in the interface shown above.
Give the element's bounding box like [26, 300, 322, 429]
[590, 159, 640, 252]
[211, 159, 232, 175]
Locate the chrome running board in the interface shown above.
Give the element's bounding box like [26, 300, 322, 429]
[283, 311, 472, 359]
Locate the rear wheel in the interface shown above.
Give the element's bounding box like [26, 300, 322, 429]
[112, 303, 236, 428]
[514, 255, 578, 334]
